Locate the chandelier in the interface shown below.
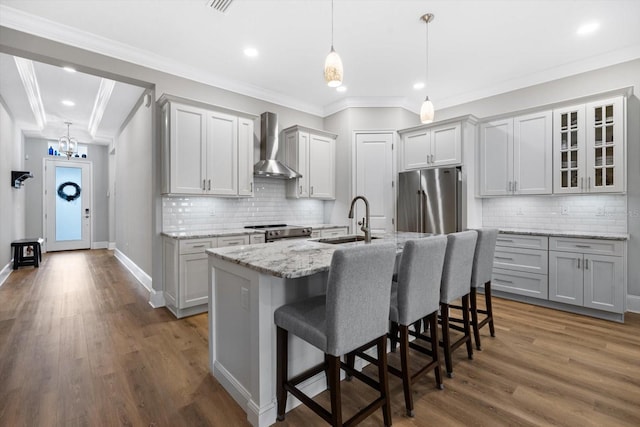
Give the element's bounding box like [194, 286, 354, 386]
[59, 122, 78, 159]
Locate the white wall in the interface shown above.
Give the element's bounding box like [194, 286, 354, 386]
[0, 97, 25, 277]
[23, 138, 109, 245]
[115, 96, 153, 275]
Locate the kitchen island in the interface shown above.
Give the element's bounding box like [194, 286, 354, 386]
[206, 232, 429, 427]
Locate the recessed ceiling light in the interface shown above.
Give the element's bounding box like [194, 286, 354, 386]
[61, 100, 75, 107]
[63, 66, 76, 73]
[336, 86, 347, 93]
[577, 21, 600, 36]
[413, 82, 425, 90]
[244, 47, 258, 58]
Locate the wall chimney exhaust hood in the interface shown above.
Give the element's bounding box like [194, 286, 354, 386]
[254, 112, 301, 179]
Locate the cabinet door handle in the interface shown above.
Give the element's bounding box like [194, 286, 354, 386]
[250, 182, 253, 192]
[514, 181, 518, 192]
[310, 186, 314, 195]
[203, 179, 206, 191]
[577, 258, 581, 269]
[575, 244, 591, 248]
[208, 179, 211, 191]
[585, 259, 589, 270]
[494, 278, 513, 284]
[299, 185, 303, 195]
[430, 154, 434, 163]
[580, 177, 584, 190]
[497, 238, 514, 243]
[508, 181, 513, 192]
[495, 256, 514, 261]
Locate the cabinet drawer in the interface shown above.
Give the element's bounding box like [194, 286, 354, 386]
[549, 237, 623, 256]
[493, 247, 548, 274]
[179, 238, 217, 255]
[250, 234, 266, 244]
[496, 234, 548, 250]
[218, 235, 250, 247]
[321, 227, 349, 238]
[492, 268, 548, 299]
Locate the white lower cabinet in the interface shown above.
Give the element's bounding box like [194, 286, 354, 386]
[311, 226, 349, 239]
[163, 234, 254, 318]
[549, 237, 625, 313]
[492, 233, 626, 318]
[491, 234, 549, 299]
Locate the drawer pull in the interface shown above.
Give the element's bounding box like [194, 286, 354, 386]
[226, 242, 240, 245]
[190, 244, 207, 248]
[497, 238, 514, 243]
[495, 256, 514, 261]
[575, 244, 591, 248]
[494, 278, 514, 284]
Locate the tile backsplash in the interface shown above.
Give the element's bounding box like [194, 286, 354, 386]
[482, 194, 628, 233]
[163, 177, 325, 232]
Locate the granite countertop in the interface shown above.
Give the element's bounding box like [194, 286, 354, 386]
[161, 229, 265, 239]
[498, 228, 629, 241]
[206, 231, 431, 279]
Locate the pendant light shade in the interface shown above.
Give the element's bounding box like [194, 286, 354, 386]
[324, 0, 343, 87]
[420, 96, 434, 124]
[420, 13, 435, 124]
[324, 47, 343, 87]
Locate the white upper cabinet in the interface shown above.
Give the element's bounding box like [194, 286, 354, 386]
[399, 121, 462, 171]
[479, 111, 552, 196]
[553, 96, 624, 194]
[283, 126, 337, 200]
[160, 95, 256, 197]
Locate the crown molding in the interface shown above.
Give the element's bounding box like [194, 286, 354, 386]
[323, 96, 418, 117]
[0, 5, 324, 117]
[13, 56, 46, 129]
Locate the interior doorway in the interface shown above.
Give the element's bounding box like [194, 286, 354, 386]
[44, 159, 92, 251]
[353, 132, 395, 233]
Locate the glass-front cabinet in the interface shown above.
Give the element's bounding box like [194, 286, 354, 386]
[553, 96, 624, 194]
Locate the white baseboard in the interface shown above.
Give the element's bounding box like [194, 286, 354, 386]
[0, 262, 12, 288]
[627, 295, 640, 313]
[91, 241, 109, 249]
[108, 242, 116, 250]
[149, 289, 166, 308]
[114, 249, 152, 292]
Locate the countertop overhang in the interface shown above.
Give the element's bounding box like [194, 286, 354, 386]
[498, 228, 629, 240]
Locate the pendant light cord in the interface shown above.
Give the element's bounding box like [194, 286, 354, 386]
[331, 0, 335, 49]
[425, 17, 429, 93]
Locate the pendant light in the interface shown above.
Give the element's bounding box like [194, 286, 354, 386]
[59, 122, 78, 159]
[420, 13, 435, 124]
[324, 0, 343, 87]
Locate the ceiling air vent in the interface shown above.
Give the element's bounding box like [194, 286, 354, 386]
[207, 0, 233, 13]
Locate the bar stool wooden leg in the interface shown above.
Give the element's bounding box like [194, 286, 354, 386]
[389, 322, 399, 352]
[440, 303, 453, 378]
[486, 281, 496, 337]
[462, 295, 474, 360]
[376, 335, 392, 427]
[327, 355, 342, 426]
[428, 312, 444, 390]
[399, 324, 414, 417]
[470, 288, 482, 350]
[276, 326, 288, 421]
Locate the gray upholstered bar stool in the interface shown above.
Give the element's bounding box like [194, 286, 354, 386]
[439, 230, 478, 378]
[274, 243, 397, 426]
[469, 228, 499, 350]
[349, 236, 448, 418]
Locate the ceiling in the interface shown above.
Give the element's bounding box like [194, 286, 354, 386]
[1, 0, 639, 123]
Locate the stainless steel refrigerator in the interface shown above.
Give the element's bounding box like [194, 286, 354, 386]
[397, 167, 462, 234]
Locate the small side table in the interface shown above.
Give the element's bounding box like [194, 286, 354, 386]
[11, 238, 44, 270]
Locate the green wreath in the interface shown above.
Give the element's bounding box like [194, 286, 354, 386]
[57, 181, 81, 202]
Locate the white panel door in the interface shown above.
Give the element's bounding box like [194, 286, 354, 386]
[308, 134, 335, 199]
[237, 117, 254, 197]
[170, 103, 207, 194]
[549, 251, 583, 306]
[583, 254, 624, 313]
[513, 111, 553, 194]
[207, 111, 237, 195]
[355, 132, 394, 233]
[44, 159, 92, 251]
[479, 119, 513, 196]
[402, 129, 430, 170]
[430, 122, 461, 167]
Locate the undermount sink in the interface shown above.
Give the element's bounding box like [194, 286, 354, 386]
[317, 235, 379, 244]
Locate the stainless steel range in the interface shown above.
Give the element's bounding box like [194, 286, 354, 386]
[244, 224, 312, 242]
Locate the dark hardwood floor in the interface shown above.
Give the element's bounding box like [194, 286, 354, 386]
[0, 249, 638, 426]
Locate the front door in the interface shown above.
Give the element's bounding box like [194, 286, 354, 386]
[44, 159, 92, 251]
[354, 132, 395, 233]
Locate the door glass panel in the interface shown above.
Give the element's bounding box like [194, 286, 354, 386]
[561, 152, 567, 168]
[595, 168, 602, 187]
[595, 127, 602, 145]
[606, 147, 613, 166]
[561, 113, 567, 129]
[605, 105, 613, 122]
[594, 107, 602, 124]
[595, 147, 602, 166]
[562, 171, 568, 187]
[56, 166, 82, 241]
[606, 168, 614, 186]
[571, 130, 578, 148]
[561, 132, 568, 149]
[570, 170, 577, 188]
[570, 112, 577, 127]
[606, 125, 613, 143]
[571, 150, 577, 167]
